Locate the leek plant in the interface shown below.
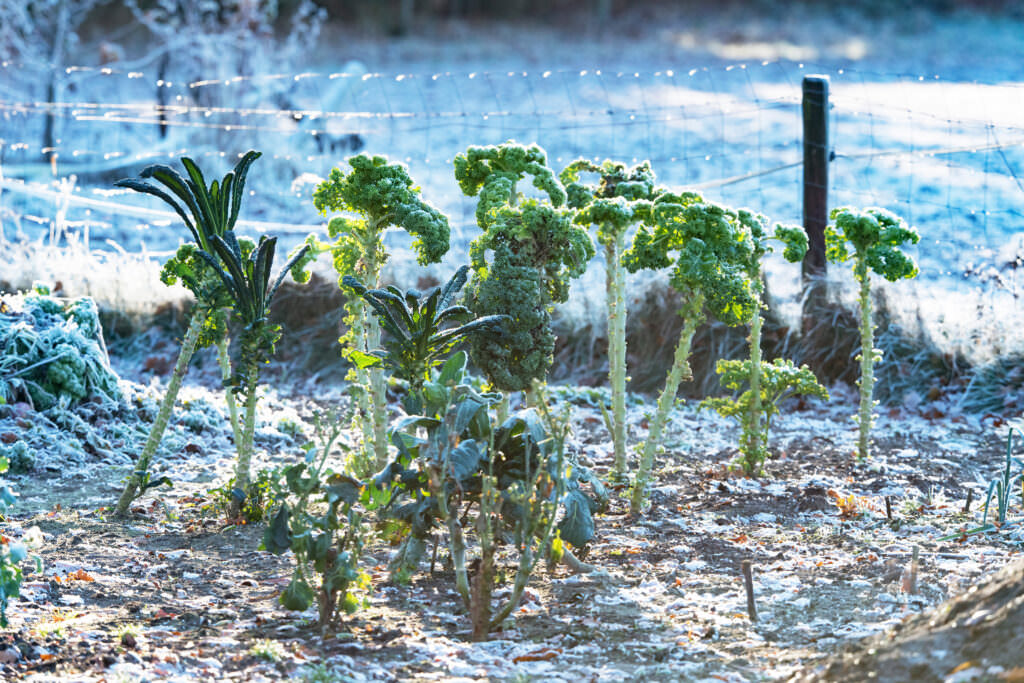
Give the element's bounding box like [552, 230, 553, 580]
[560, 159, 658, 480]
[313, 154, 450, 474]
[112, 151, 260, 517]
[825, 207, 919, 461]
[622, 195, 761, 513]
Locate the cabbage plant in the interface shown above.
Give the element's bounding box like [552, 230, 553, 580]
[825, 207, 919, 461]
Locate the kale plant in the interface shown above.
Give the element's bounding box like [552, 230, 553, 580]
[560, 158, 658, 479]
[313, 154, 451, 473]
[701, 220, 828, 475]
[455, 142, 593, 398]
[825, 207, 919, 461]
[112, 151, 261, 517]
[622, 195, 761, 513]
[702, 359, 828, 475]
[341, 265, 508, 413]
[198, 232, 311, 519]
[0, 288, 121, 412]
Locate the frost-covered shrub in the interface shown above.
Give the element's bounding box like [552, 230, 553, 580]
[0, 288, 121, 411]
[0, 441, 34, 474]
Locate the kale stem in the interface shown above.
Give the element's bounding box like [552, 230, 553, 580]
[630, 295, 703, 515]
[113, 310, 204, 517]
[856, 259, 875, 461]
[227, 364, 260, 519]
[217, 332, 242, 448]
[607, 231, 629, 480]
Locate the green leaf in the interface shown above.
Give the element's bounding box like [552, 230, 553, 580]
[438, 350, 467, 385]
[279, 575, 315, 611]
[558, 489, 595, 547]
[324, 473, 362, 506]
[448, 439, 485, 483]
[263, 504, 292, 555]
[349, 349, 382, 370]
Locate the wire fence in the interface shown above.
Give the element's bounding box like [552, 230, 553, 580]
[1, 58, 1022, 356]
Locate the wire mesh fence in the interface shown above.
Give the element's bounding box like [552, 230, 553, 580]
[1, 58, 1022, 360]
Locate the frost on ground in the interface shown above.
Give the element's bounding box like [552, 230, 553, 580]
[0, 345, 1021, 681]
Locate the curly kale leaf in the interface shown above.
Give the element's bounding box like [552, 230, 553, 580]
[313, 154, 450, 266]
[826, 206, 920, 282]
[465, 246, 554, 393]
[454, 142, 567, 228]
[625, 195, 759, 326]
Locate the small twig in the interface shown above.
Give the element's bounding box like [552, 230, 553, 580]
[963, 489, 973, 515]
[741, 559, 757, 622]
[902, 546, 919, 596]
[885, 495, 892, 521]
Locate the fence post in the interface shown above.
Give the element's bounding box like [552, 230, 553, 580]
[801, 75, 830, 332]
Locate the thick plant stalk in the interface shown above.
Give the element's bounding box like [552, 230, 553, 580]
[630, 298, 704, 515]
[114, 312, 204, 516]
[855, 262, 875, 461]
[607, 233, 629, 479]
[227, 366, 260, 519]
[350, 233, 389, 471]
[744, 297, 764, 464]
[216, 334, 242, 448]
[471, 476, 497, 641]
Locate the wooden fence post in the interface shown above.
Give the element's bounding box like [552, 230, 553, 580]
[801, 75, 830, 332]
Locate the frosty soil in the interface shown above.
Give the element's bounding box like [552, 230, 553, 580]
[0, 363, 1018, 681]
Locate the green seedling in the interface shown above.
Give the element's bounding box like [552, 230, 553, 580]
[560, 159, 658, 480]
[455, 142, 594, 403]
[313, 154, 451, 473]
[112, 151, 261, 517]
[825, 207, 919, 461]
[622, 195, 761, 513]
[198, 232, 310, 519]
[939, 427, 1024, 541]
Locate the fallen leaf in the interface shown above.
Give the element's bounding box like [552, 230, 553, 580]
[512, 647, 561, 663]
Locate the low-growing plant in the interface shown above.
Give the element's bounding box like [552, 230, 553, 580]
[378, 356, 602, 640]
[560, 158, 659, 480]
[622, 195, 761, 513]
[825, 206, 920, 461]
[0, 455, 42, 628]
[312, 154, 451, 473]
[455, 142, 594, 404]
[981, 427, 1023, 530]
[198, 232, 311, 519]
[248, 637, 287, 662]
[702, 359, 829, 475]
[0, 287, 121, 411]
[262, 411, 371, 636]
[112, 151, 261, 517]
